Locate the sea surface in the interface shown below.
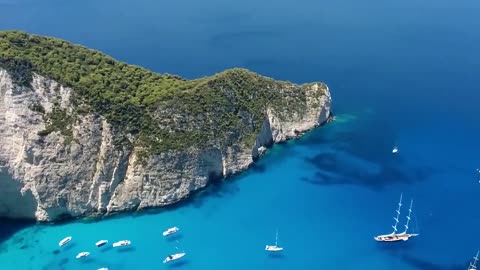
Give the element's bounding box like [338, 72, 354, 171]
[1, 0, 480, 269]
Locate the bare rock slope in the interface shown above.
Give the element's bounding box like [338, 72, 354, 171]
[0, 31, 332, 222]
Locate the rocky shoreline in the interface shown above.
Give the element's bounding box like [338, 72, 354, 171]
[0, 32, 332, 222]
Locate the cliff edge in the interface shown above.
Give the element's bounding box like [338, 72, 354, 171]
[0, 31, 332, 222]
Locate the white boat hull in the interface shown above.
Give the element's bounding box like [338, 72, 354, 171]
[163, 253, 186, 263]
[96, 240, 108, 247]
[374, 233, 419, 242]
[59, 236, 72, 247]
[112, 240, 131, 247]
[163, 227, 179, 236]
[76, 252, 90, 259]
[265, 245, 283, 252]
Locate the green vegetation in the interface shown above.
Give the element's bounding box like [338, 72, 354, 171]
[0, 31, 325, 155]
[37, 107, 74, 144]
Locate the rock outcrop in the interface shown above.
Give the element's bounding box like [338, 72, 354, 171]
[0, 32, 332, 222]
[0, 69, 331, 222]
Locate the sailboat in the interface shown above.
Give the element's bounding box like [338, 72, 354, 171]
[468, 251, 479, 270]
[265, 229, 283, 252]
[374, 193, 419, 242]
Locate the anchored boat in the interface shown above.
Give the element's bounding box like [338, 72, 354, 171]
[374, 193, 419, 242]
[163, 252, 186, 263]
[112, 240, 131, 247]
[96, 240, 108, 247]
[58, 236, 72, 247]
[75, 252, 90, 259]
[163, 227, 179, 237]
[265, 229, 283, 252]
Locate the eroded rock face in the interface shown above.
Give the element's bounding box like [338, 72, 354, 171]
[0, 69, 332, 222]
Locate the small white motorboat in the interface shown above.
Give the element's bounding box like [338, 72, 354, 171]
[162, 226, 179, 236]
[75, 252, 90, 259]
[58, 236, 72, 247]
[265, 245, 284, 252]
[112, 240, 131, 247]
[392, 146, 399, 154]
[98, 268, 109, 270]
[96, 240, 108, 247]
[163, 252, 186, 263]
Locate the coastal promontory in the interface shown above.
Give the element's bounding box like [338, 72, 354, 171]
[0, 31, 332, 222]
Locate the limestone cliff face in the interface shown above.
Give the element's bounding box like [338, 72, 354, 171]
[0, 68, 332, 222]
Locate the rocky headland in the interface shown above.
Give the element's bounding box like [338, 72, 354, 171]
[0, 31, 332, 222]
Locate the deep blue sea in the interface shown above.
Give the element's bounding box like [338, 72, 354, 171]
[1, 0, 480, 269]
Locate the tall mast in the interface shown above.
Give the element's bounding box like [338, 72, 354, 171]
[392, 193, 403, 234]
[275, 229, 278, 246]
[402, 199, 413, 234]
[471, 251, 479, 268]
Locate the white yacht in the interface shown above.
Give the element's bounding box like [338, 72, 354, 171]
[265, 229, 283, 252]
[75, 252, 90, 259]
[392, 146, 399, 154]
[374, 193, 419, 242]
[163, 226, 179, 236]
[112, 240, 131, 247]
[58, 236, 72, 247]
[96, 240, 108, 247]
[163, 253, 186, 263]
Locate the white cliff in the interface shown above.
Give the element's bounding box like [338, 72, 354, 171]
[0, 68, 331, 222]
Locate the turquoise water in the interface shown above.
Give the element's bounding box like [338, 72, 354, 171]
[1, 0, 480, 269]
[1, 112, 479, 270]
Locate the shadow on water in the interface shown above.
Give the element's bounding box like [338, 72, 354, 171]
[298, 113, 436, 190]
[116, 246, 136, 253]
[375, 240, 415, 253]
[375, 240, 465, 270]
[99, 245, 113, 253]
[301, 153, 434, 190]
[250, 162, 267, 173]
[43, 257, 70, 270]
[166, 234, 183, 242]
[0, 218, 34, 246]
[400, 253, 465, 270]
[168, 260, 189, 268]
[62, 242, 76, 251]
[58, 258, 69, 267]
[80, 257, 95, 264]
[267, 253, 286, 259]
